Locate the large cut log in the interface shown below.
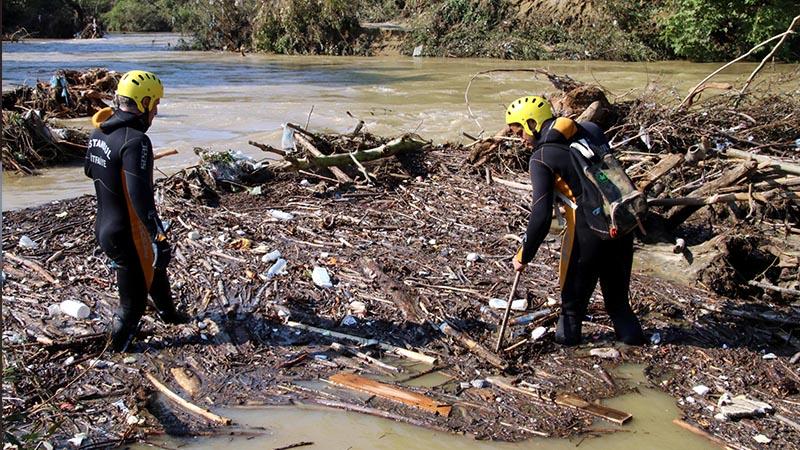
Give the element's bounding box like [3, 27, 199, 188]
[666, 161, 756, 228]
[722, 148, 800, 176]
[329, 372, 452, 416]
[361, 258, 424, 323]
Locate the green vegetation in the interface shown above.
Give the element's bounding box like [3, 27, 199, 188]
[659, 0, 800, 61]
[3, 0, 798, 61]
[252, 0, 370, 55]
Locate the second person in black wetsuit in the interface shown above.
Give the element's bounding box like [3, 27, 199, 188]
[85, 70, 187, 352]
[505, 95, 645, 346]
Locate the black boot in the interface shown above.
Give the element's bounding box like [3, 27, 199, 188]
[110, 314, 137, 352]
[610, 312, 646, 345]
[555, 314, 583, 346]
[157, 308, 190, 324]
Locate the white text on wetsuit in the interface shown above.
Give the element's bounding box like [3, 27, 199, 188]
[88, 138, 112, 168]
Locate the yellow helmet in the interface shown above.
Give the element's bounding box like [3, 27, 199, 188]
[505, 96, 553, 136]
[116, 70, 164, 113]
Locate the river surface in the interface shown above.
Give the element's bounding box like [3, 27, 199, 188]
[3, 33, 797, 210]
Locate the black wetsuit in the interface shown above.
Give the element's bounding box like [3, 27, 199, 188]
[85, 109, 176, 351]
[518, 118, 645, 345]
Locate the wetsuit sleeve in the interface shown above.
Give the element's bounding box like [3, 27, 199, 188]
[519, 154, 555, 264]
[121, 135, 162, 240]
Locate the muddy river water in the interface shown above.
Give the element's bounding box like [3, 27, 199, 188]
[138, 365, 713, 450]
[3, 33, 795, 210]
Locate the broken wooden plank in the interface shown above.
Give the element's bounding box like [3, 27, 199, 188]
[485, 377, 549, 402]
[361, 258, 424, 323]
[555, 393, 632, 425]
[329, 372, 451, 417]
[636, 153, 684, 192]
[285, 321, 436, 365]
[438, 321, 507, 370]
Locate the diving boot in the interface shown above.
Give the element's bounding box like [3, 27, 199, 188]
[157, 308, 190, 325]
[555, 314, 583, 346]
[110, 314, 137, 352]
[610, 312, 646, 345]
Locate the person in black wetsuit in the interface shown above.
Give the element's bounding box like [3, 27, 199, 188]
[85, 70, 186, 352]
[505, 95, 645, 346]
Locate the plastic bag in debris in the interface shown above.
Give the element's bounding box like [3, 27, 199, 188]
[195, 148, 265, 185]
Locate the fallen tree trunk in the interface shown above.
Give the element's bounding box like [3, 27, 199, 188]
[288, 134, 428, 170]
[666, 162, 757, 228]
[722, 148, 800, 176]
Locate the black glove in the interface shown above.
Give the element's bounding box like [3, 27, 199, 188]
[152, 239, 171, 270]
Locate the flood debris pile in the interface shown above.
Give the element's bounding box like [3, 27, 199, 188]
[468, 71, 800, 301]
[2, 68, 119, 119]
[2, 110, 90, 174]
[2, 68, 118, 174]
[3, 117, 799, 448]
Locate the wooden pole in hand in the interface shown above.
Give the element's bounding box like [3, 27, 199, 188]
[495, 271, 522, 353]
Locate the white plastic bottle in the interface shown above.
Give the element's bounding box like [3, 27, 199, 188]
[59, 300, 90, 319]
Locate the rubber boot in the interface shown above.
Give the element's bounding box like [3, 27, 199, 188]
[610, 312, 646, 345]
[110, 314, 137, 352]
[555, 314, 583, 346]
[156, 308, 190, 325]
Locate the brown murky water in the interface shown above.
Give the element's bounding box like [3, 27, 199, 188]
[3, 33, 797, 210]
[135, 365, 713, 449]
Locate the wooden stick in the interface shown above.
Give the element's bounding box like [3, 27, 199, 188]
[285, 321, 436, 364]
[248, 140, 286, 157]
[496, 271, 521, 353]
[439, 321, 507, 370]
[143, 371, 232, 425]
[330, 342, 400, 372]
[679, 29, 797, 109]
[305, 398, 451, 433]
[738, 15, 800, 99]
[154, 148, 178, 160]
[362, 258, 424, 323]
[636, 154, 684, 192]
[672, 419, 731, 449]
[4, 252, 58, 284]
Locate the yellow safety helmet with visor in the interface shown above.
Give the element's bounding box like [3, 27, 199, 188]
[505, 95, 554, 137]
[116, 70, 164, 113]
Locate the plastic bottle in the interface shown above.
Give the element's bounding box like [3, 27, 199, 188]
[266, 259, 287, 279]
[261, 250, 281, 263]
[487, 298, 527, 311]
[281, 124, 296, 152]
[59, 300, 90, 319]
[312, 266, 333, 288]
[269, 210, 294, 221]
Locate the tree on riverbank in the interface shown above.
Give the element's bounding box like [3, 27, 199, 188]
[4, 0, 798, 62]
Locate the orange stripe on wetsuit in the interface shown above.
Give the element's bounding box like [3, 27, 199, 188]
[121, 169, 155, 289]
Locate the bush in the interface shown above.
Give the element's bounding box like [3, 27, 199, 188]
[172, 0, 258, 50]
[103, 0, 172, 32]
[659, 0, 800, 61]
[252, 0, 370, 55]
